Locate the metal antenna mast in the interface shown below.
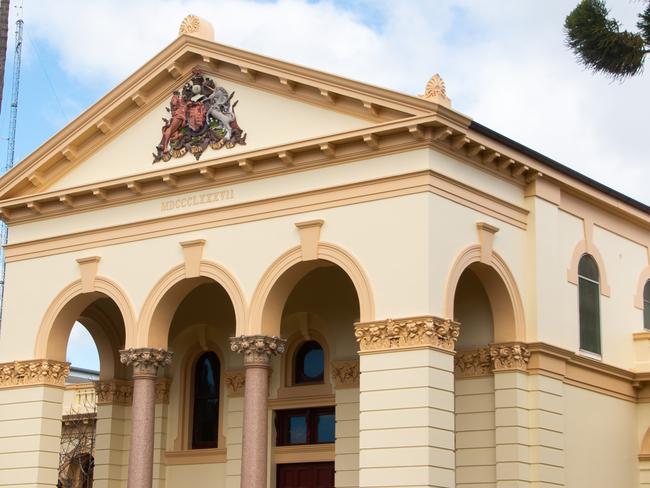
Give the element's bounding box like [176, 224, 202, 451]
[0, 4, 24, 324]
[6, 5, 22, 167]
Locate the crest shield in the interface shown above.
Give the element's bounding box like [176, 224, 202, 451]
[187, 102, 207, 132]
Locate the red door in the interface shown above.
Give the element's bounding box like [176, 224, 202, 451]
[277, 462, 334, 488]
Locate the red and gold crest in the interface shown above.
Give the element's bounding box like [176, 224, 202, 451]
[153, 68, 247, 163]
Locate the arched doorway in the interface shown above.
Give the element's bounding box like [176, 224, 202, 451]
[452, 260, 523, 487]
[263, 260, 361, 488]
[140, 267, 242, 486]
[42, 290, 128, 488]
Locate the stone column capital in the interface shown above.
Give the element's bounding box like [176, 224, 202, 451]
[455, 342, 531, 377]
[119, 348, 173, 377]
[489, 342, 531, 372]
[230, 335, 287, 366]
[354, 316, 460, 353]
[0, 359, 70, 388]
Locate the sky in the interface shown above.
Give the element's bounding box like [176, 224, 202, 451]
[2, 0, 645, 370]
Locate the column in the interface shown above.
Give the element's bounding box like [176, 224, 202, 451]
[491, 343, 532, 488]
[119, 348, 172, 488]
[0, 359, 69, 488]
[356, 316, 460, 488]
[230, 335, 286, 488]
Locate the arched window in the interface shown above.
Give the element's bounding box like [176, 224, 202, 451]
[644, 281, 650, 330]
[294, 341, 324, 384]
[192, 351, 220, 449]
[578, 254, 601, 355]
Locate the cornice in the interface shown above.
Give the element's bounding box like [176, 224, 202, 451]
[3, 169, 528, 263]
[0, 34, 457, 201]
[0, 114, 538, 224]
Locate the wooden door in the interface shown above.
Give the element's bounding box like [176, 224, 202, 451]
[277, 462, 334, 488]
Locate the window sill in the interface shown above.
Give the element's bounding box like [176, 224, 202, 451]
[164, 448, 226, 465]
[577, 349, 602, 361]
[274, 443, 335, 464]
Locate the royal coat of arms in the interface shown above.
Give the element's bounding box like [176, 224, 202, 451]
[153, 69, 247, 163]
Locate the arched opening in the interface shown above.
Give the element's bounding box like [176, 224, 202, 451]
[159, 279, 236, 455]
[452, 261, 519, 487]
[47, 292, 127, 488]
[267, 261, 361, 487]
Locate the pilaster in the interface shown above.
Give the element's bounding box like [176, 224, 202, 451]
[356, 316, 459, 488]
[332, 360, 360, 488]
[0, 359, 70, 488]
[224, 370, 245, 488]
[94, 379, 133, 488]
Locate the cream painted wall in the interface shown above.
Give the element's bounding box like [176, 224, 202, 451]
[427, 192, 527, 322]
[166, 463, 225, 487]
[47, 77, 371, 193]
[532, 208, 649, 369]
[537, 210, 584, 350]
[0, 191, 438, 361]
[564, 385, 638, 487]
[593, 225, 647, 367]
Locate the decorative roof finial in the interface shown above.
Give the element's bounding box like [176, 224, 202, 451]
[420, 74, 451, 108]
[179, 14, 214, 41]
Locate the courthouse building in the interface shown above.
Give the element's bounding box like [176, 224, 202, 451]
[2, 15, 650, 488]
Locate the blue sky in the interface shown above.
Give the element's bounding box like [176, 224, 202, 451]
[4, 0, 646, 371]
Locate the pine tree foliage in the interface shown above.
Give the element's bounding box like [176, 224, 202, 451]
[565, 0, 650, 79]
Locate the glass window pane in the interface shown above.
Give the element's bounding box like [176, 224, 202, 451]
[303, 348, 324, 380]
[578, 255, 599, 281]
[316, 413, 335, 443]
[644, 281, 650, 302]
[193, 398, 218, 444]
[645, 303, 650, 331]
[288, 415, 308, 444]
[579, 278, 601, 354]
[192, 352, 220, 448]
[294, 341, 324, 384]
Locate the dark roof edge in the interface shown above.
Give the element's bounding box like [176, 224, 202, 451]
[469, 121, 650, 216]
[69, 366, 100, 376]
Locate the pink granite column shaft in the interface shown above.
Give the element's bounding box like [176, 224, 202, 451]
[230, 335, 286, 488]
[120, 348, 173, 488]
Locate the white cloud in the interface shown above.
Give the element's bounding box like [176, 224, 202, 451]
[21, 0, 650, 204]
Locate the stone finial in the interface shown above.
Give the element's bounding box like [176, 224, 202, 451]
[179, 14, 214, 41]
[230, 335, 287, 365]
[420, 74, 451, 108]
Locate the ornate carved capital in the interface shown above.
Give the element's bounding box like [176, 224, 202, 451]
[119, 348, 173, 376]
[354, 316, 460, 353]
[224, 370, 246, 397]
[331, 360, 360, 388]
[94, 379, 133, 405]
[0, 359, 70, 388]
[455, 348, 492, 378]
[454, 342, 531, 377]
[230, 335, 287, 365]
[489, 343, 531, 372]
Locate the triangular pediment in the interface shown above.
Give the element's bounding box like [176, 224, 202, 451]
[0, 34, 446, 201]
